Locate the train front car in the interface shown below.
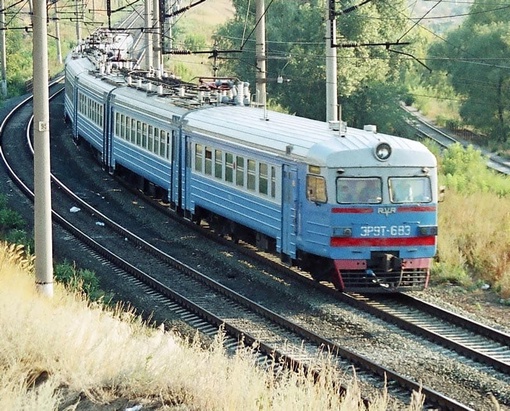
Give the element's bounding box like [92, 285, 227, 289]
[300, 126, 438, 292]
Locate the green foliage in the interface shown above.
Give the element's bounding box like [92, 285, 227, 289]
[427, 0, 510, 144]
[342, 81, 408, 134]
[440, 143, 510, 195]
[216, 0, 412, 126]
[183, 33, 207, 51]
[431, 261, 472, 287]
[0, 199, 24, 232]
[54, 261, 104, 301]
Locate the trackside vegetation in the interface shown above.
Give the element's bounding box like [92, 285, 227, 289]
[0, 245, 428, 410]
[433, 143, 510, 298]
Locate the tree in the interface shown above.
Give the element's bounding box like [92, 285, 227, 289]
[428, 0, 510, 143]
[214, 0, 413, 132]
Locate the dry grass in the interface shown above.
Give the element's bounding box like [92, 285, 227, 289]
[435, 191, 510, 297]
[0, 243, 428, 410]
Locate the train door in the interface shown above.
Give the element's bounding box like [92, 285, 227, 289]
[170, 129, 180, 208]
[71, 79, 79, 139]
[103, 90, 116, 170]
[281, 164, 298, 261]
[180, 133, 192, 215]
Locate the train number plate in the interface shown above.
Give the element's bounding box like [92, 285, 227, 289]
[360, 225, 411, 237]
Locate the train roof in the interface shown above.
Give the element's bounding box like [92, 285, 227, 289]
[182, 106, 437, 168]
[66, 41, 436, 169]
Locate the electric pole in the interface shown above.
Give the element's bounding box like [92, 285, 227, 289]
[0, 0, 7, 97]
[255, 0, 267, 107]
[33, 0, 54, 297]
[326, 0, 338, 124]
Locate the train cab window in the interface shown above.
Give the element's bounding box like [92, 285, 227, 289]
[389, 177, 432, 203]
[247, 159, 256, 191]
[215, 150, 223, 179]
[336, 178, 382, 204]
[205, 147, 213, 175]
[194, 144, 203, 172]
[259, 163, 268, 195]
[236, 156, 244, 187]
[307, 175, 327, 203]
[225, 153, 234, 183]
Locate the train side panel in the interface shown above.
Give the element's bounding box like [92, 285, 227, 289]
[107, 89, 182, 196]
[182, 130, 296, 254]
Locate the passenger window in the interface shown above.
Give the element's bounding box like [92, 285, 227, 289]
[307, 175, 327, 203]
[271, 166, 276, 198]
[236, 156, 244, 187]
[225, 153, 234, 183]
[259, 163, 268, 195]
[159, 130, 166, 157]
[153, 128, 160, 155]
[205, 147, 212, 175]
[136, 121, 142, 146]
[247, 159, 256, 191]
[148, 125, 154, 152]
[142, 123, 148, 149]
[166, 132, 171, 160]
[215, 150, 222, 179]
[130, 119, 136, 144]
[194, 144, 203, 172]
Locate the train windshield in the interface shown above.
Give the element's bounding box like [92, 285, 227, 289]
[336, 177, 382, 204]
[389, 177, 432, 203]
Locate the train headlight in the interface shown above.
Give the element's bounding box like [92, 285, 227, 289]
[374, 142, 392, 161]
[418, 225, 438, 236]
[332, 227, 352, 237]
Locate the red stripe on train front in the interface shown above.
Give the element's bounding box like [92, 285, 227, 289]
[331, 206, 436, 213]
[332, 208, 373, 214]
[330, 236, 436, 247]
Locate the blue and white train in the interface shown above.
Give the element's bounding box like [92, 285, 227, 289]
[64, 29, 439, 292]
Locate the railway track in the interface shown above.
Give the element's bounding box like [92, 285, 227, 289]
[0, 84, 448, 409]
[1, 87, 510, 409]
[403, 104, 510, 175]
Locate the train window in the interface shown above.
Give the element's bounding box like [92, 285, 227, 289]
[99, 103, 103, 126]
[136, 121, 142, 146]
[389, 177, 432, 203]
[236, 156, 244, 187]
[159, 130, 166, 157]
[225, 153, 234, 183]
[115, 113, 120, 136]
[194, 144, 203, 172]
[130, 119, 136, 144]
[166, 132, 171, 160]
[271, 166, 276, 198]
[141, 123, 148, 149]
[205, 147, 213, 175]
[307, 175, 327, 203]
[259, 163, 268, 195]
[148, 125, 154, 151]
[336, 178, 382, 204]
[154, 128, 160, 155]
[215, 150, 223, 179]
[247, 159, 256, 191]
